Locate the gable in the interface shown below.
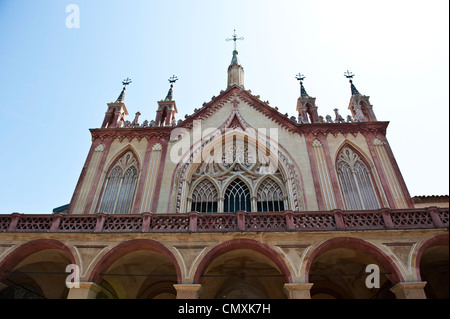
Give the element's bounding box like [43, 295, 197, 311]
[178, 85, 299, 133]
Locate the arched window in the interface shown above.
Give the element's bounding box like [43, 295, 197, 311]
[191, 179, 218, 213]
[257, 178, 285, 212]
[99, 151, 139, 214]
[224, 179, 251, 213]
[337, 147, 379, 210]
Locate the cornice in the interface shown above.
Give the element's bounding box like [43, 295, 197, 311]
[90, 127, 172, 143]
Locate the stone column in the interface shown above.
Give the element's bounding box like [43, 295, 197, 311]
[283, 283, 314, 299]
[67, 282, 103, 299]
[173, 284, 202, 299]
[390, 282, 427, 299]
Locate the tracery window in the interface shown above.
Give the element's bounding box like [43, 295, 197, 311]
[224, 179, 251, 213]
[191, 179, 218, 213]
[257, 178, 285, 212]
[98, 151, 139, 214]
[337, 146, 379, 210]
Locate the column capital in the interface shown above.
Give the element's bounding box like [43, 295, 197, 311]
[390, 282, 427, 299]
[283, 283, 314, 299]
[173, 284, 202, 299]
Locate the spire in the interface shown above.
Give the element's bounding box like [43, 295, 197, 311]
[295, 73, 319, 123]
[116, 77, 132, 103]
[230, 50, 240, 66]
[344, 70, 377, 122]
[344, 70, 361, 96]
[164, 75, 178, 101]
[226, 30, 245, 88]
[101, 78, 131, 128]
[155, 75, 179, 127]
[295, 73, 310, 98]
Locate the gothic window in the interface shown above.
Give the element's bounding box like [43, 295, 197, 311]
[337, 147, 379, 210]
[99, 151, 139, 214]
[224, 179, 251, 213]
[191, 179, 218, 213]
[257, 178, 285, 212]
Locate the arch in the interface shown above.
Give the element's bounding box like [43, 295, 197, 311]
[255, 176, 286, 212]
[335, 142, 382, 210]
[97, 146, 140, 214]
[103, 145, 141, 173]
[415, 234, 449, 281]
[305, 237, 404, 284]
[88, 239, 182, 284]
[169, 109, 307, 213]
[334, 141, 374, 171]
[223, 177, 251, 212]
[189, 177, 220, 213]
[0, 239, 76, 282]
[193, 239, 292, 284]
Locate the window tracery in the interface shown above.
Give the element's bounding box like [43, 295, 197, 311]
[337, 146, 379, 210]
[257, 178, 285, 212]
[98, 151, 139, 214]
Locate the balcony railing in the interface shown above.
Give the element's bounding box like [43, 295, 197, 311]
[0, 208, 448, 234]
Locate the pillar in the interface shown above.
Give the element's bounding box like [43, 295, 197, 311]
[173, 284, 202, 299]
[390, 282, 427, 299]
[283, 283, 314, 299]
[67, 282, 103, 299]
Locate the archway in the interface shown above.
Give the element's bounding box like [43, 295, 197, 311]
[194, 239, 292, 299]
[417, 235, 449, 299]
[89, 239, 181, 299]
[306, 238, 403, 299]
[0, 240, 75, 299]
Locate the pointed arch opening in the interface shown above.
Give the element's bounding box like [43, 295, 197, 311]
[336, 145, 379, 210]
[98, 149, 139, 214]
[256, 178, 285, 212]
[190, 179, 219, 213]
[224, 178, 251, 213]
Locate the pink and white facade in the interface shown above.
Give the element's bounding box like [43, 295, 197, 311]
[0, 49, 448, 299]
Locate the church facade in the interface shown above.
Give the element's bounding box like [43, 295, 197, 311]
[0, 45, 448, 299]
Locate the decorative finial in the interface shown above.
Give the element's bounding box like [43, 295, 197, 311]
[165, 75, 178, 101]
[226, 29, 244, 52]
[168, 75, 178, 85]
[295, 73, 306, 82]
[122, 77, 132, 87]
[296, 73, 309, 98]
[344, 70, 355, 82]
[116, 77, 132, 103]
[344, 70, 361, 96]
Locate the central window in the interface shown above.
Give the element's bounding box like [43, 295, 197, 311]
[187, 135, 289, 213]
[224, 179, 251, 212]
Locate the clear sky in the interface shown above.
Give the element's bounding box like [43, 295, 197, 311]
[0, 0, 448, 214]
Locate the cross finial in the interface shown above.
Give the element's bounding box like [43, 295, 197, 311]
[226, 29, 244, 52]
[168, 75, 178, 84]
[122, 77, 132, 87]
[344, 70, 355, 82]
[296, 73, 310, 98]
[295, 73, 306, 83]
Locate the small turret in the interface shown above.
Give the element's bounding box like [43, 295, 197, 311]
[101, 78, 131, 128]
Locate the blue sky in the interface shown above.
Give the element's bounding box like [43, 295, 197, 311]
[0, 0, 448, 214]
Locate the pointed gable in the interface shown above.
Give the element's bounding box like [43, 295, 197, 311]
[178, 85, 299, 133]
